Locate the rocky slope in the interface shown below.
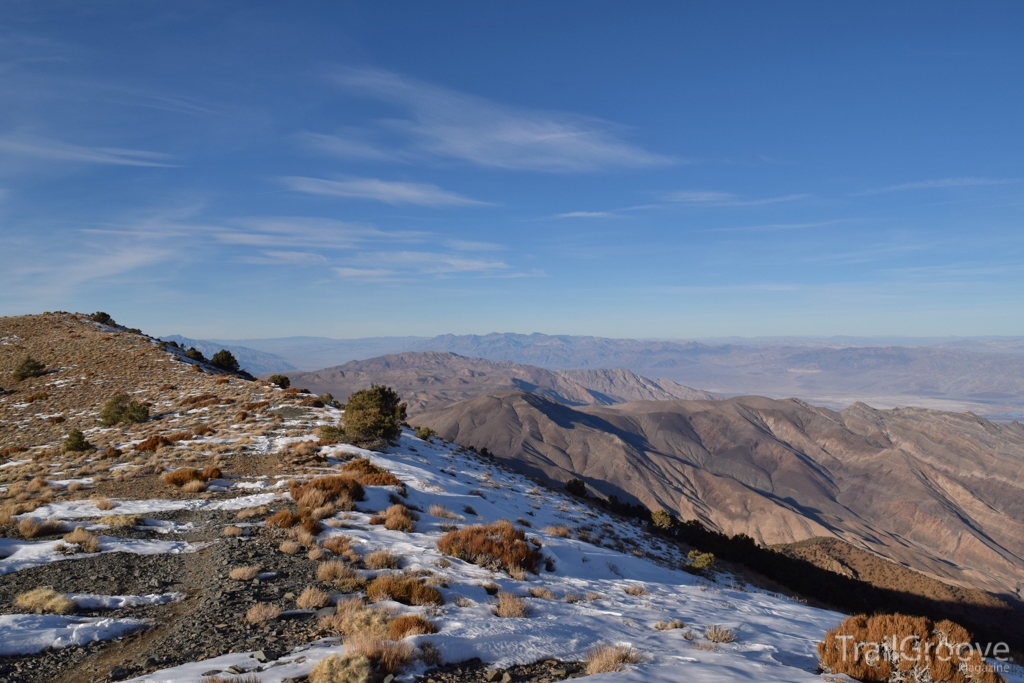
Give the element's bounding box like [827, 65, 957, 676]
[279, 352, 715, 415]
[416, 391, 1024, 599]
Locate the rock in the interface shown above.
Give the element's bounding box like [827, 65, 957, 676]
[501, 674, 513, 683]
[384, 675, 395, 683]
[108, 666, 134, 681]
[484, 671, 501, 682]
[227, 665, 245, 674]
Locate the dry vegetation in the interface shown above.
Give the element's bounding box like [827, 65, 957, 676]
[705, 624, 737, 643]
[584, 643, 645, 674]
[245, 602, 281, 624]
[436, 519, 543, 575]
[14, 587, 76, 614]
[366, 574, 444, 606]
[493, 592, 529, 618]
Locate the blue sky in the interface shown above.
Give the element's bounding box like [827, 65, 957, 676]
[1, 2, 1023, 339]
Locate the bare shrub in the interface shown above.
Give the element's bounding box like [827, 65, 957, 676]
[229, 566, 260, 581]
[436, 520, 542, 575]
[161, 468, 202, 487]
[246, 602, 281, 624]
[623, 584, 649, 596]
[279, 540, 301, 554]
[493, 592, 529, 618]
[584, 643, 645, 674]
[377, 638, 415, 675]
[366, 575, 443, 606]
[297, 586, 331, 609]
[817, 613, 1003, 683]
[18, 517, 63, 538]
[365, 550, 401, 570]
[14, 587, 75, 614]
[389, 614, 438, 639]
[308, 653, 373, 683]
[705, 624, 737, 643]
[382, 504, 415, 532]
[318, 600, 391, 639]
[419, 641, 442, 666]
[289, 475, 364, 507]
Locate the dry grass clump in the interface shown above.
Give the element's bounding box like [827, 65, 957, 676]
[229, 566, 261, 581]
[705, 624, 737, 643]
[246, 602, 281, 624]
[365, 550, 401, 570]
[308, 547, 326, 561]
[14, 587, 76, 614]
[236, 506, 268, 520]
[341, 458, 402, 487]
[308, 653, 373, 683]
[318, 598, 391, 638]
[98, 514, 140, 528]
[289, 475, 364, 507]
[182, 479, 207, 493]
[655, 619, 685, 630]
[528, 586, 555, 600]
[63, 526, 100, 553]
[584, 643, 645, 674]
[366, 575, 444, 606]
[94, 497, 116, 511]
[297, 586, 331, 609]
[198, 675, 261, 683]
[266, 509, 299, 528]
[317, 560, 352, 582]
[369, 504, 416, 532]
[388, 614, 438, 639]
[543, 525, 571, 538]
[135, 435, 173, 453]
[428, 504, 458, 519]
[222, 525, 244, 537]
[493, 592, 529, 618]
[817, 613, 1002, 683]
[279, 540, 301, 554]
[161, 466, 221, 488]
[18, 516, 64, 539]
[436, 520, 542, 575]
[623, 584, 649, 596]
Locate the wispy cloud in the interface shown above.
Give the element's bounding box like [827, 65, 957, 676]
[702, 220, 842, 233]
[662, 190, 810, 206]
[0, 133, 175, 167]
[856, 177, 1022, 195]
[238, 250, 328, 265]
[446, 239, 505, 251]
[294, 131, 406, 162]
[214, 217, 424, 249]
[281, 176, 487, 207]
[556, 211, 616, 218]
[324, 67, 672, 172]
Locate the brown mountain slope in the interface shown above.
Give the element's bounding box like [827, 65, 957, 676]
[279, 351, 715, 415]
[416, 390, 1024, 598]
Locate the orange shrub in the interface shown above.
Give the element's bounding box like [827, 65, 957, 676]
[265, 510, 298, 528]
[289, 475, 364, 505]
[437, 520, 542, 575]
[136, 436, 172, 453]
[389, 614, 438, 639]
[162, 468, 203, 487]
[382, 504, 415, 532]
[818, 614, 1004, 683]
[201, 466, 222, 480]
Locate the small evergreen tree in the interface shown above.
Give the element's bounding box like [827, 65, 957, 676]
[565, 477, 587, 497]
[342, 385, 407, 444]
[63, 429, 91, 453]
[210, 349, 240, 373]
[12, 355, 46, 381]
[90, 311, 115, 326]
[415, 426, 437, 441]
[686, 549, 715, 572]
[184, 347, 205, 362]
[267, 374, 291, 389]
[651, 509, 675, 530]
[99, 393, 148, 426]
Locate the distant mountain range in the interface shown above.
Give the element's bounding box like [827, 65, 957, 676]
[280, 351, 716, 415]
[169, 332, 1024, 418]
[161, 335, 295, 374]
[417, 389, 1024, 599]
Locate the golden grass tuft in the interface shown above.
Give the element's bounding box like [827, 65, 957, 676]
[94, 497, 116, 511]
[279, 540, 301, 554]
[584, 643, 645, 674]
[436, 520, 542, 575]
[705, 624, 737, 643]
[655, 618, 686, 630]
[428, 504, 457, 519]
[222, 525, 244, 537]
[623, 584, 649, 596]
[381, 504, 415, 533]
[161, 467, 202, 487]
[317, 560, 352, 582]
[543, 525, 571, 538]
[318, 599, 391, 639]
[308, 653, 374, 683]
[18, 516, 64, 539]
[182, 479, 207, 493]
[14, 587, 76, 614]
[289, 475, 364, 508]
[265, 509, 298, 528]
[528, 586, 555, 600]
[364, 550, 401, 570]
[493, 592, 529, 618]
[297, 586, 331, 609]
[229, 565, 260, 581]
[63, 526, 99, 553]
[246, 602, 281, 624]
[366, 575, 444, 606]
[388, 614, 438, 639]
